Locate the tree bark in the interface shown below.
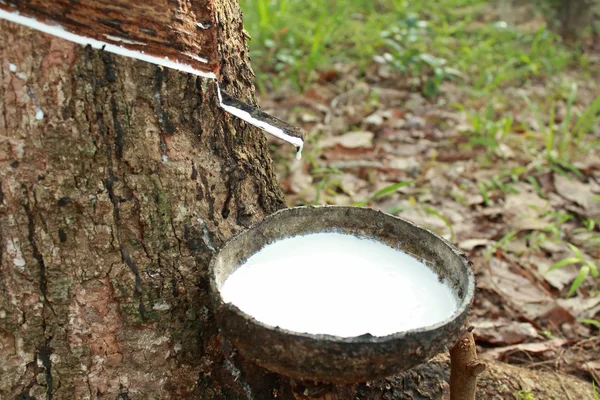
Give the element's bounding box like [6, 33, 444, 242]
[0, 1, 596, 399]
[0, 0, 287, 397]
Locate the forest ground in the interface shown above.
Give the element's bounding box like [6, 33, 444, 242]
[240, 0, 600, 397]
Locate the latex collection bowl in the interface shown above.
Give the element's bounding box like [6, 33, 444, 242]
[208, 206, 474, 383]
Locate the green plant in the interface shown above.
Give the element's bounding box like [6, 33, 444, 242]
[240, 0, 400, 91]
[580, 318, 600, 329]
[422, 206, 455, 242]
[486, 230, 518, 259]
[539, 329, 554, 340]
[537, 211, 572, 237]
[548, 243, 599, 297]
[516, 389, 536, 400]
[380, 15, 463, 97]
[580, 218, 599, 232]
[310, 167, 343, 205]
[241, 0, 581, 93]
[478, 182, 492, 206]
[354, 181, 414, 207]
[522, 90, 600, 164]
[452, 24, 571, 92]
[573, 95, 600, 148]
[527, 176, 545, 198]
[465, 104, 514, 150]
[474, 168, 528, 207]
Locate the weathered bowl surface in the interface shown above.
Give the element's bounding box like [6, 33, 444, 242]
[209, 206, 474, 384]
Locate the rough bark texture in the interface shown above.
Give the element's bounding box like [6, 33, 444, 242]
[550, 0, 600, 42]
[0, 0, 286, 397]
[0, 0, 219, 75]
[0, 1, 596, 399]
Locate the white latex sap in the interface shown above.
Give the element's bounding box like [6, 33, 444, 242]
[220, 232, 458, 337]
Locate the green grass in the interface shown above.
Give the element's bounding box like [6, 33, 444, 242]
[240, 0, 393, 91]
[354, 181, 415, 207]
[522, 88, 600, 164]
[548, 243, 599, 297]
[516, 390, 536, 400]
[240, 0, 600, 197]
[240, 0, 580, 93]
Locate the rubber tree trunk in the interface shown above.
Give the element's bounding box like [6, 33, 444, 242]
[0, 1, 597, 399]
[0, 0, 288, 397]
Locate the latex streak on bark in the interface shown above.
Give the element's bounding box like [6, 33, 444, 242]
[0, 5, 305, 153]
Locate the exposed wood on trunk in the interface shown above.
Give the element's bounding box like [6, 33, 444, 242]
[0, 0, 219, 75]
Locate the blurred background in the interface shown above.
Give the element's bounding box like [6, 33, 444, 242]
[239, 0, 600, 389]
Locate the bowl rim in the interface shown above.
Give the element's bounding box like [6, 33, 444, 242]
[208, 205, 475, 344]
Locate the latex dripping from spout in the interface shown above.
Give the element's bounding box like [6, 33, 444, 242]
[295, 144, 303, 160]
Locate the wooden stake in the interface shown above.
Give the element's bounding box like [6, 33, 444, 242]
[450, 323, 486, 400]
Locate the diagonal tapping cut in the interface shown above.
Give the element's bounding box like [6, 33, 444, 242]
[217, 83, 305, 160]
[0, 6, 306, 157]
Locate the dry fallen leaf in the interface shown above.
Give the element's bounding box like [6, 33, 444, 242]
[504, 238, 529, 256]
[387, 157, 420, 172]
[363, 110, 392, 128]
[520, 301, 575, 326]
[473, 319, 539, 345]
[571, 231, 600, 257]
[479, 339, 568, 361]
[478, 258, 576, 325]
[554, 174, 600, 219]
[330, 82, 371, 110]
[538, 240, 570, 255]
[527, 254, 580, 291]
[372, 87, 408, 107]
[483, 258, 550, 304]
[557, 297, 600, 320]
[583, 360, 600, 377]
[503, 191, 551, 231]
[458, 238, 493, 251]
[319, 131, 375, 149]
